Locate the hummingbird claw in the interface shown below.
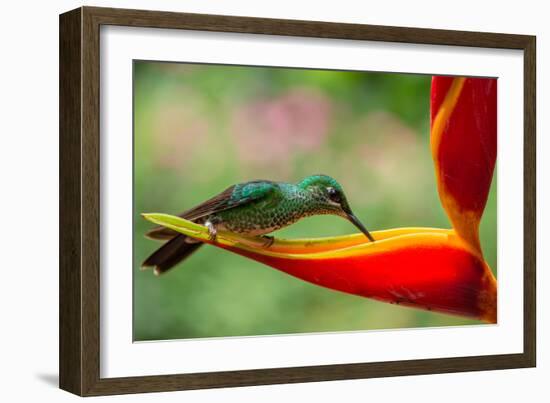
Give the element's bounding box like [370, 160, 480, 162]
[261, 235, 275, 248]
[205, 220, 218, 242]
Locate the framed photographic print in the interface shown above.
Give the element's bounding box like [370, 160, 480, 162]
[59, 6, 536, 396]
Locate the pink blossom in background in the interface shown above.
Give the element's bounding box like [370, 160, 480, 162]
[231, 88, 332, 168]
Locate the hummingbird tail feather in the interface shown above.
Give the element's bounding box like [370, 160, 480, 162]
[141, 235, 203, 275]
[145, 226, 178, 240]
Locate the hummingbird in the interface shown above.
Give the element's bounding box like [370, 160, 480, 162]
[142, 174, 375, 275]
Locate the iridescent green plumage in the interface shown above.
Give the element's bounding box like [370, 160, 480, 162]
[142, 174, 373, 275]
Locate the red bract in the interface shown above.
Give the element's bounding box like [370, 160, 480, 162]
[144, 75, 498, 323]
[221, 231, 496, 321]
[431, 76, 497, 252]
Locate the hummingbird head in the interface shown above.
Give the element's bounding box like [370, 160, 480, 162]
[298, 175, 375, 242]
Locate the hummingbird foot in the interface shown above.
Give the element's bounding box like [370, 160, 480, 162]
[261, 235, 275, 248]
[205, 220, 218, 242]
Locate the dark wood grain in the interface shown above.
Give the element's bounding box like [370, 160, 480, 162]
[81, 6, 102, 396]
[59, 5, 537, 396]
[86, 6, 532, 49]
[59, 8, 83, 395]
[82, 353, 532, 396]
[523, 38, 537, 367]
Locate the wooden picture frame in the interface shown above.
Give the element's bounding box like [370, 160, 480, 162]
[59, 6, 536, 396]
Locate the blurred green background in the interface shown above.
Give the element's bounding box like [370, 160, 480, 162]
[133, 61, 497, 341]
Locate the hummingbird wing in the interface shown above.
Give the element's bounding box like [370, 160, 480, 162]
[142, 181, 280, 274]
[145, 180, 279, 240]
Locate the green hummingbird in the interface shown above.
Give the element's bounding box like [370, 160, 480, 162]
[142, 174, 374, 275]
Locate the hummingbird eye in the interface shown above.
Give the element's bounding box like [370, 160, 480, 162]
[326, 187, 342, 203]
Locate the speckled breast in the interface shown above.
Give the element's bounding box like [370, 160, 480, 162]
[214, 194, 322, 236]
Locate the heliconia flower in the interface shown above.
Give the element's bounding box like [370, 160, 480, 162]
[143, 76, 498, 323]
[431, 77, 497, 254]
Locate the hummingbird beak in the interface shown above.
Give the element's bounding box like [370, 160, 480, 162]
[345, 211, 375, 242]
